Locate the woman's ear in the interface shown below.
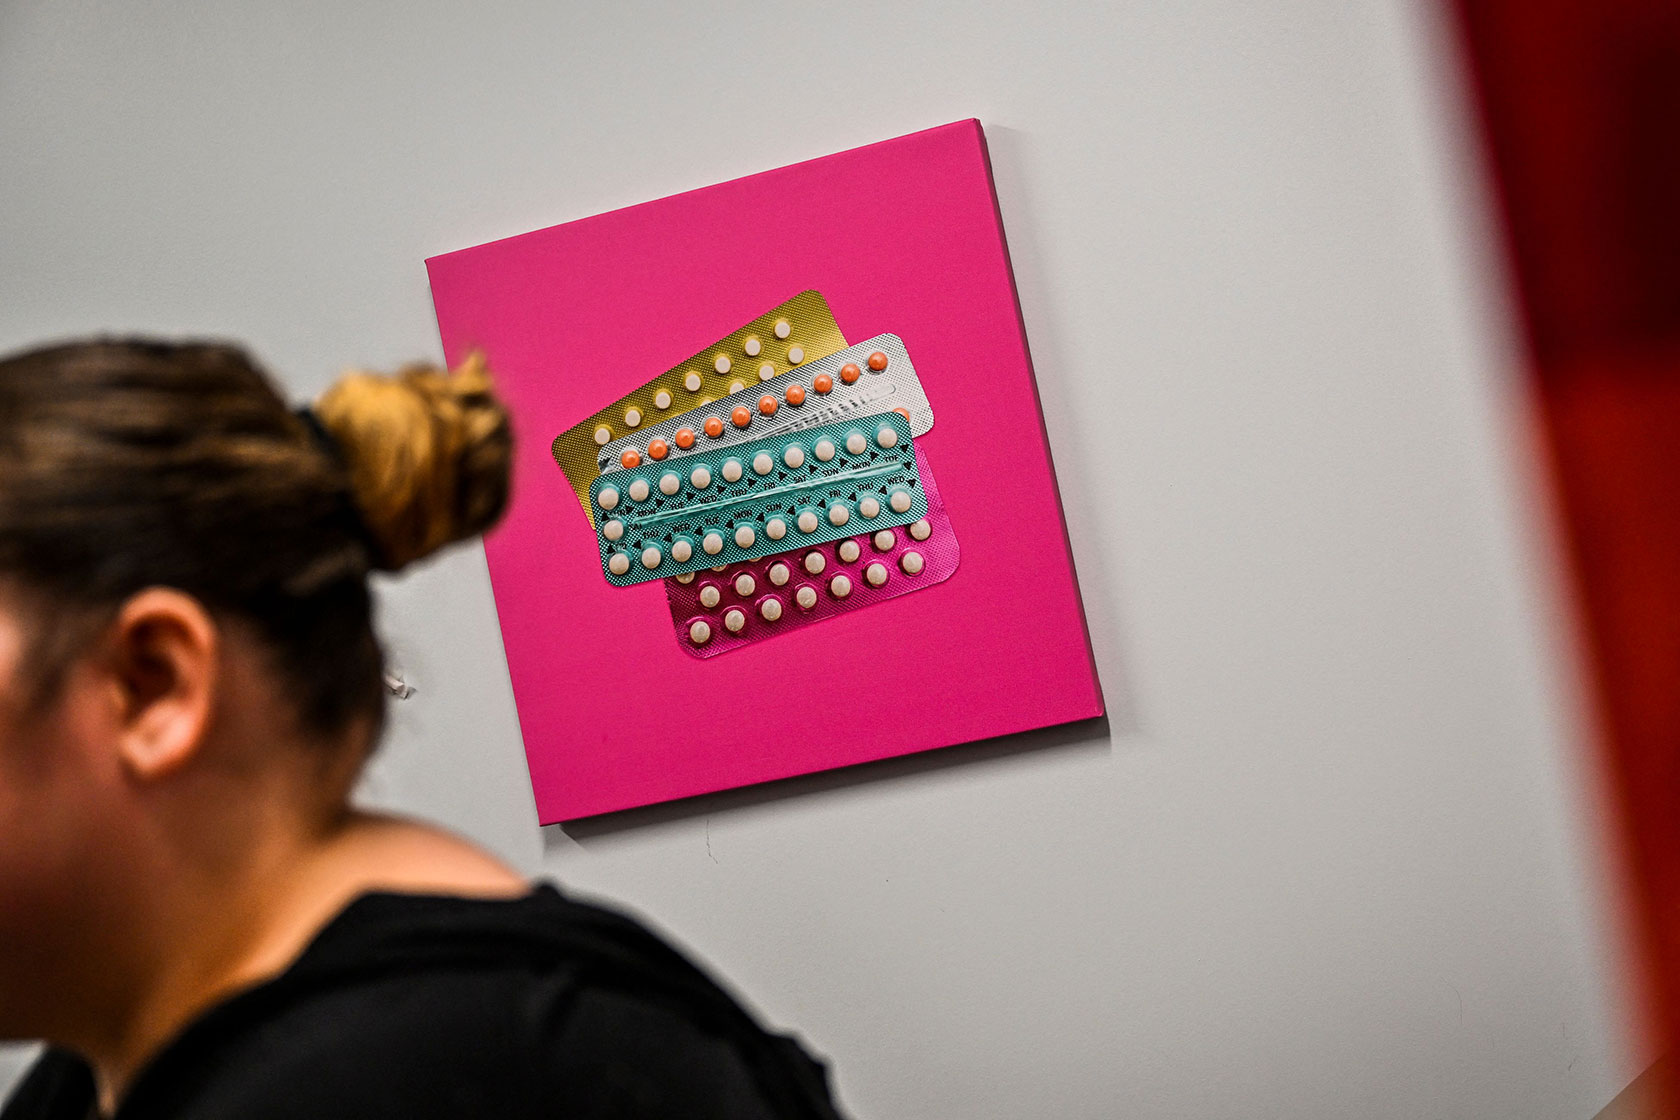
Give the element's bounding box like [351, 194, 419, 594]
[104, 589, 219, 780]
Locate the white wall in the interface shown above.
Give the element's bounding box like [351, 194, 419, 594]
[0, 1, 1644, 1116]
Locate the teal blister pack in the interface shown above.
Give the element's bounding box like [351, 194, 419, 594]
[589, 412, 928, 587]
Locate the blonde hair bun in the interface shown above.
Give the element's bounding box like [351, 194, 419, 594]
[315, 352, 512, 571]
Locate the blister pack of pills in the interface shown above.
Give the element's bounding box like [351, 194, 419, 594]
[595, 334, 934, 477]
[589, 412, 927, 586]
[551, 290, 847, 519]
[666, 446, 959, 656]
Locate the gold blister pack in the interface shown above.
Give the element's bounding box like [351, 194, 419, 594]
[552, 290, 848, 521]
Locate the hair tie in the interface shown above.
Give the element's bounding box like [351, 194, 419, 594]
[295, 405, 388, 570]
[295, 405, 346, 467]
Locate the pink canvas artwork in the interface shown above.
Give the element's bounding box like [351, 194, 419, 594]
[427, 119, 1102, 822]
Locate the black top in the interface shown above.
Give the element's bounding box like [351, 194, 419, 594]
[1, 885, 844, 1120]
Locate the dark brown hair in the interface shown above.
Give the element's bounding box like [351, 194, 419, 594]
[0, 338, 511, 742]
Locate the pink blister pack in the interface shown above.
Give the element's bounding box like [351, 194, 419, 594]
[666, 446, 959, 656]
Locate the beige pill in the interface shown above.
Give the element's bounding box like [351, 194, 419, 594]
[625, 407, 643, 428]
[774, 319, 791, 339]
[658, 472, 681, 496]
[875, 423, 898, 449]
[607, 553, 631, 576]
[728, 380, 745, 394]
[721, 459, 744, 483]
[830, 574, 853, 599]
[909, 518, 932, 541]
[640, 547, 662, 570]
[596, 486, 621, 511]
[797, 510, 820, 534]
[689, 465, 712, 489]
[787, 345, 805, 365]
[702, 531, 725, 555]
[743, 336, 762, 357]
[804, 551, 826, 575]
[864, 562, 888, 587]
[714, 355, 731, 374]
[699, 584, 722, 609]
[758, 362, 775, 381]
[838, 540, 860, 563]
[654, 390, 672, 410]
[873, 529, 896, 551]
[795, 585, 818, 610]
[828, 502, 850, 527]
[628, 478, 650, 502]
[593, 425, 612, 445]
[723, 607, 747, 633]
[684, 372, 703, 392]
[814, 438, 836, 462]
[602, 519, 625, 542]
[858, 496, 881, 519]
[845, 432, 867, 455]
[889, 489, 913, 513]
[734, 525, 756, 548]
[765, 517, 788, 541]
[760, 598, 783, 622]
[783, 444, 805, 469]
[768, 561, 791, 586]
[675, 571, 696, 584]
[671, 539, 694, 563]
[689, 619, 712, 645]
[752, 452, 774, 475]
[734, 573, 757, 597]
[900, 550, 925, 575]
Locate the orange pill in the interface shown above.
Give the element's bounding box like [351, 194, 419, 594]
[813, 372, 834, 394]
[785, 384, 806, 406]
[757, 393, 778, 416]
[867, 350, 889, 371]
[674, 427, 696, 449]
[731, 405, 752, 428]
[703, 416, 725, 438]
[839, 362, 862, 384]
[893, 407, 910, 421]
[647, 438, 669, 460]
[619, 448, 641, 469]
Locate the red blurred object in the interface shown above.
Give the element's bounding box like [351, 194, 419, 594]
[1453, 0, 1680, 1110]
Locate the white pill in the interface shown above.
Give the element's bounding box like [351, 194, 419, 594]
[783, 444, 805, 469]
[671, 539, 693, 562]
[830, 574, 853, 599]
[690, 466, 712, 488]
[721, 459, 744, 483]
[743, 336, 762, 357]
[607, 553, 630, 576]
[900, 550, 926, 575]
[889, 489, 912, 513]
[909, 518, 932, 541]
[766, 517, 788, 541]
[689, 620, 712, 645]
[597, 486, 620, 510]
[702, 531, 725, 555]
[752, 452, 774, 476]
[768, 561, 791, 586]
[758, 362, 775, 381]
[873, 529, 896, 551]
[787, 346, 805, 365]
[795, 585, 818, 610]
[659, 472, 681, 495]
[710, 565, 728, 572]
[684, 372, 703, 392]
[676, 571, 696, 584]
[875, 423, 898, 448]
[723, 608, 747, 633]
[729, 379, 746, 394]
[628, 478, 650, 502]
[603, 519, 625, 542]
[797, 510, 820, 534]
[858, 496, 881, 519]
[845, 432, 867, 455]
[625, 407, 642, 428]
[828, 503, 850, 527]
[593, 425, 612, 445]
[774, 318, 791, 339]
[714, 355, 731, 374]
[804, 551, 826, 575]
[838, 540, 860, 563]
[734, 573, 756, 597]
[864, 562, 888, 587]
[640, 547, 662, 570]
[654, 390, 672, 410]
[814, 438, 836, 462]
[760, 597, 783, 622]
[699, 585, 722, 609]
[734, 525, 756, 548]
